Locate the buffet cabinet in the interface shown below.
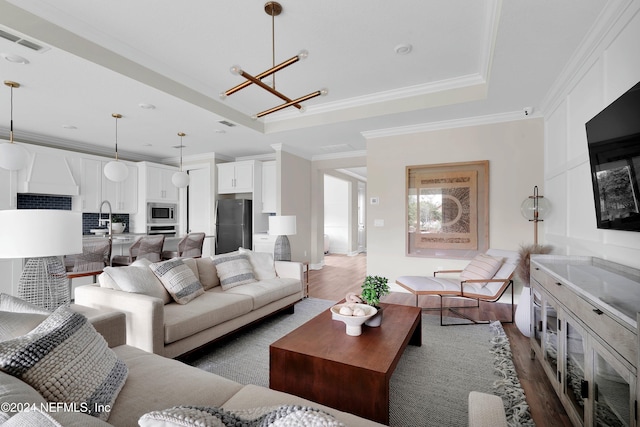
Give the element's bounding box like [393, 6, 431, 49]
[530, 255, 640, 427]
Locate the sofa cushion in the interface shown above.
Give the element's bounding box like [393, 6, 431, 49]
[0, 306, 128, 421]
[163, 291, 254, 344]
[460, 253, 504, 290]
[225, 277, 302, 309]
[99, 259, 171, 304]
[138, 404, 343, 427]
[238, 247, 277, 280]
[0, 371, 46, 417]
[106, 345, 243, 427]
[212, 254, 256, 290]
[150, 259, 205, 305]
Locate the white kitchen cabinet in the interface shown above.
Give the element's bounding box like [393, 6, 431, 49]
[217, 161, 254, 194]
[530, 255, 639, 427]
[261, 160, 276, 213]
[80, 158, 103, 211]
[145, 164, 179, 202]
[253, 233, 277, 254]
[102, 163, 138, 213]
[81, 158, 137, 213]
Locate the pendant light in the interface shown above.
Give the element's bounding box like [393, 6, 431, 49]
[103, 113, 129, 182]
[172, 132, 190, 188]
[0, 81, 29, 171]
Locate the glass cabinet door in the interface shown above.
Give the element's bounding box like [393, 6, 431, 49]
[564, 320, 586, 423]
[543, 299, 559, 376]
[532, 289, 543, 348]
[593, 351, 631, 427]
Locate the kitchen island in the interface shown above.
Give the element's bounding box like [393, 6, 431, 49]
[82, 233, 214, 260]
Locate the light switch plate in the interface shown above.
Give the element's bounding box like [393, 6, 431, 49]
[374, 219, 384, 227]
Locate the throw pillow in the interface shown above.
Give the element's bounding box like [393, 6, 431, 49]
[195, 257, 219, 290]
[460, 253, 504, 290]
[2, 409, 62, 427]
[139, 405, 344, 427]
[149, 259, 205, 304]
[212, 254, 256, 290]
[0, 293, 51, 314]
[99, 260, 172, 304]
[0, 305, 128, 421]
[238, 248, 277, 280]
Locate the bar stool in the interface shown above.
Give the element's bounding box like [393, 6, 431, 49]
[162, 232, 206, 259]
[111, 235, 165, 266]
[65, 238, 112, 299]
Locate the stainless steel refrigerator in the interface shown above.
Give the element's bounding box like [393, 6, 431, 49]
[215, 199, 252, 254]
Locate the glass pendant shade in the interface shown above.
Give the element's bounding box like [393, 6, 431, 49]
[0, 142, 29, 170]
[172, 171, 190, 188]
[104, 160, 128, 182]
[520, 194, 551, 221]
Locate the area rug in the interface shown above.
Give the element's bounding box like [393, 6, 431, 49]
[183, 298, 533, 427]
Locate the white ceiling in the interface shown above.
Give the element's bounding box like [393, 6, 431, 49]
[0, 0, 607, 164]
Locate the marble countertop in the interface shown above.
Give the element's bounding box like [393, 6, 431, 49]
[83, 233, 213, 244]
[531, 255, 640, 328]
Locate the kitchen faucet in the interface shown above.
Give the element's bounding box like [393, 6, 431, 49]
[99, 200, 113, 236]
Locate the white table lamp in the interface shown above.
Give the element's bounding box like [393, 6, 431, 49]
[0, 209, 82, 310]
[269, 215, 296, 261]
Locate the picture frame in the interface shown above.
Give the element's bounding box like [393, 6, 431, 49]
[406, 160, 489, 259]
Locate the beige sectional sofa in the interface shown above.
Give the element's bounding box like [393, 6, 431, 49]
[0, 298, 383, 427]
[75, 250, 304, 358]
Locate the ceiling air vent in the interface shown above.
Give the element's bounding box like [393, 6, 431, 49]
[0, 28, 49, 53]
[218, 120, 236, 127]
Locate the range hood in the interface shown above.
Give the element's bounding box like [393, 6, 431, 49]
[20, 151, 79, 196]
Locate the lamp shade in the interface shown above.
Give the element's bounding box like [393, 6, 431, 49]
[269, 215, 296, 236]
[172, 170, 190, 188]
[0, 142, 29, 171]
[0, 210, 82, 258]
[520, 195, 551, 221]
[104, 160, 129, 182]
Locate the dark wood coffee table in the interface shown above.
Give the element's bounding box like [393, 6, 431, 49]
[269, 302, 421, 424]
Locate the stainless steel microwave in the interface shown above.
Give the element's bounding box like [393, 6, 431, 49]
[147, 202, 177, 224]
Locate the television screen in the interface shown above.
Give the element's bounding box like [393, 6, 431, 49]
[585, 81, 640, 232]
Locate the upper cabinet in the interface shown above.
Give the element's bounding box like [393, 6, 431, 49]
[141, 162, 179, 202]
[102, 163, 138, 213]
[80, 158, 138, 213]
[217, 161, 254, 194]
[262, 160, 276, 213]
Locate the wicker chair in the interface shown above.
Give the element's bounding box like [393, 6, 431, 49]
[161, 232, 206, 259]
[65, 238, 112, 300]
[111, 235, 165, 266]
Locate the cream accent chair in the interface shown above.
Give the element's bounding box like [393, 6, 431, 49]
[395, 249, 518, 325]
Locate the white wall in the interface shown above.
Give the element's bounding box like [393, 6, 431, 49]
[542, 2, 640, 268]
[365, 118, 544, 284]
[324, 174, 350, 254]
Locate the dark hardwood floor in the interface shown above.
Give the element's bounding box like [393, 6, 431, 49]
[307, 253, 572, 427]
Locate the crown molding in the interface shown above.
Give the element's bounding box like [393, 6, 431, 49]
[311, 150, 367, 162]
[0, 128, 165, 163]
[361, 111, 534, 140]
[539, 0, 636, 115]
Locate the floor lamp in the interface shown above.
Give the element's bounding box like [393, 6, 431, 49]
[269, 215, 296, 261]
[0, 210, 82, 311]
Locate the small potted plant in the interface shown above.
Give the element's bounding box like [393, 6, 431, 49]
[361, 275, 389, 327]
[110, 215, 126, 234]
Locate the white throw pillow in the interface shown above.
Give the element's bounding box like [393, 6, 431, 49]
[100, 261, 171, 304]
[195, 257, 219, 290]
[238, 247, 277, 280]
[460, 253, 504, 290]
[149, 259, 205, 305]
[212, 253, 256, 290]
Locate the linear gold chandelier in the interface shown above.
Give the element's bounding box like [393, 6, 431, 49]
[220, 1, 327, 119]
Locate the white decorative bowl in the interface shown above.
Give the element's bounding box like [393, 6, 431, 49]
[111, 223, 125, 234]
[330, 303, 377, 336]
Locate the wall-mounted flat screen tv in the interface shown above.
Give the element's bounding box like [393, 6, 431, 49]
[585, 81, 640, 232]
